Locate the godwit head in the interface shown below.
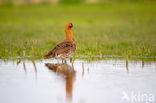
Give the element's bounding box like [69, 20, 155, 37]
[65, 22, 74, 41]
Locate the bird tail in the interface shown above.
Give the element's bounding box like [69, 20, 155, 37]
[44, 52, 55, 59]
[44, 54, 51, 59]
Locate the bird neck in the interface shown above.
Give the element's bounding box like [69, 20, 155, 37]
[65, 28, 73, 41]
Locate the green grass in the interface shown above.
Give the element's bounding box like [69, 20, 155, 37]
[0, 2, 156, 58]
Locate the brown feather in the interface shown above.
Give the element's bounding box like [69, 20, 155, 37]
[44, 41, 76, 59]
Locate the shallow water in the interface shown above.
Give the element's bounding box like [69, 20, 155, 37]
[0, 59, 156, 103]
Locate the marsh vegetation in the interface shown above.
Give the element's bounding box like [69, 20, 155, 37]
[0, 2, 156, 58]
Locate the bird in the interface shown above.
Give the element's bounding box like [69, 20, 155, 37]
[45, 63, 76, 101]
[44, 22, 76, 63]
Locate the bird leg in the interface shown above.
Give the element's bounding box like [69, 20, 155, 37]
[62, 59, 64, 64]
[61, 59, 67, 64]
[57, 60, 60, 64]
[70, 57, 72, 63]
[64, 59, 67, 64]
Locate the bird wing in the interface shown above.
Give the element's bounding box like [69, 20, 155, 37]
[44, 41, 76, 59]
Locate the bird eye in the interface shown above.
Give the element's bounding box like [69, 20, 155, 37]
[69, 23, 73, 28]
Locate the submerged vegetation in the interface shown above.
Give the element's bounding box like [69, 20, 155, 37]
[0, 2, 156, 58]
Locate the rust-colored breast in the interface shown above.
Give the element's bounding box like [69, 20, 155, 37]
[44, 41, 76, 59]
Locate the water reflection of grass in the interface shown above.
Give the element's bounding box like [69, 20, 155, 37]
[0, 3, 156, 58]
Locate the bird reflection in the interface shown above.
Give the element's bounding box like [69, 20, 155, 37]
[45, 63, 76, 102]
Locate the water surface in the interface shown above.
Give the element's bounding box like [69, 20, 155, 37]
[0, 59, 156, 103]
